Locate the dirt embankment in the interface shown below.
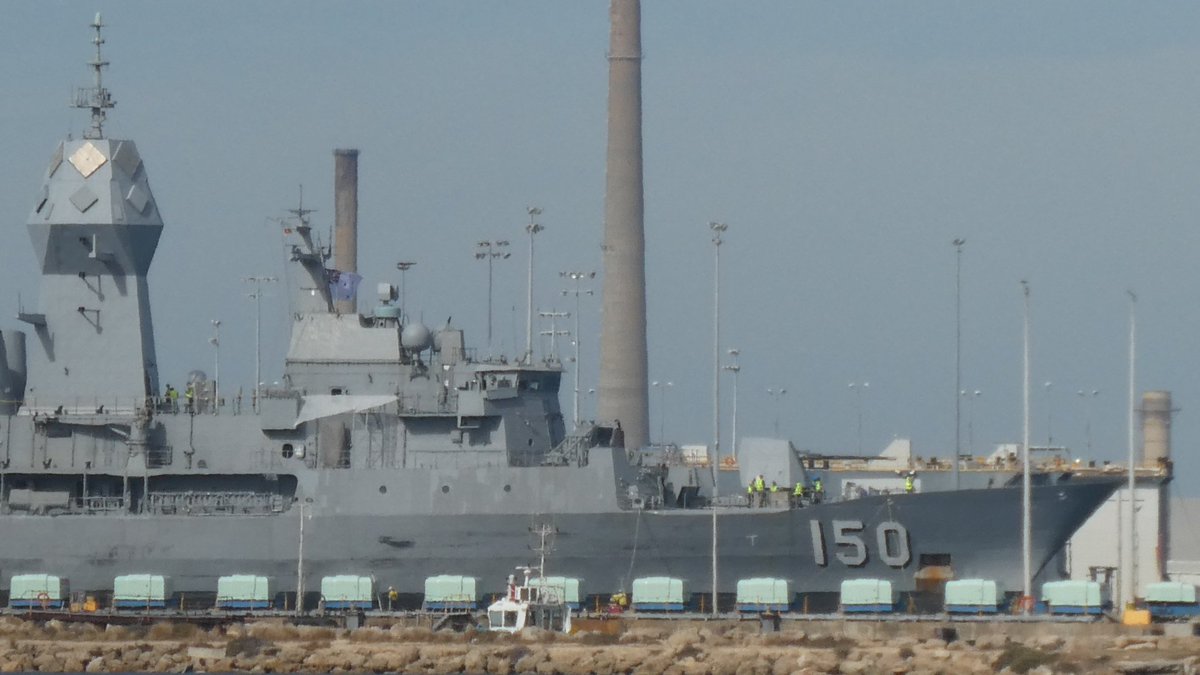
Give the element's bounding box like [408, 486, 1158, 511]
[0, 617, 1197, 674]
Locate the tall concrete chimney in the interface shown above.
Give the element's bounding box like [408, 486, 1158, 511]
[597, 0, 649, 448]
[333, 148, 360, 314]
[1141, 390, 1172, 468]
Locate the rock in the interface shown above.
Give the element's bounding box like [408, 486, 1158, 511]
[85, 656, 105, 673]
[463, 648, 488, 673]
[515, 648, 548, 673]
[667, 628, 703, 648]
[927, 648, 951, 660]
[973, 634, 1007, 650]
[486, 653, 514, 675]
[840, 660, 871, 675]
[1030, 635, 1063, 651]
[796, 650, 839, 673]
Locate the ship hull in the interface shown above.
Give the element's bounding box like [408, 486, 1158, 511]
[0, 479, 1116, 600]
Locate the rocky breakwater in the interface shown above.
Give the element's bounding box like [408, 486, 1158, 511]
[0, 617, 1198, 674]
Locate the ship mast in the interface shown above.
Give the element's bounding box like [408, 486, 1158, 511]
[74, 13, 115, 140]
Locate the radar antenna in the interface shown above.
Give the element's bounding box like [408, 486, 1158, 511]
[74, 13, 116, 140]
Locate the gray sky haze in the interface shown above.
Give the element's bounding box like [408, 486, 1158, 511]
[2, 2, 1199, 492]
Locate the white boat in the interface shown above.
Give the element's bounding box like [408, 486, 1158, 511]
[487, 566, 572, 634]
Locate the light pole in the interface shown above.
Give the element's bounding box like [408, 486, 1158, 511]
[561, 271, 595, 429]
[1126, 290, 1138, 605]
[960, 389, 982, 456]
[953, 238, 965, 488]
[767, 387, 788, 438]
[243, 276, 277, 410]
[849, 381, 870, 455]
[295, 497, 312, 615]
[724, 349, 740, 459]
[1044, 381, 1055, 446]
[1076, 389, 1099, 455]
[395, 261, 416, 321]
[709, 220, 727, 618]
[652, 380, 673, 443]
[474, 240, 510, 352]
[1021, 279, 1032, 612]
[209, 320, 221, 413]
[524, 207, 545, 365]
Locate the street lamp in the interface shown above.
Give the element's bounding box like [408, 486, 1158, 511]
[848, 381, 870, 455]
[953, 238, 965, 488]
[766, 387, 788, 438]
[395, 261, 416, 322]
[561, 271, 596, 429]
[1020, 279, 1032, 612]
[651, 380, 674, 444]
[723, 349, 740, 459]
[209, 320, 221, 413]
[243, 275, 278, 411]
[474, 240, 511, 352]
[1126, 289, 1138, 605]
[960, 389, 982, 456]
[709, 219, 728, 619]
[524, 207, 546, 365]
[1076, 389, 1099, 454]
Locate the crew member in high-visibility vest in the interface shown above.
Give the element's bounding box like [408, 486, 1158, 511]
[753, 474, 766, 506]
[792, 481, 806, 508]
[905, 474, 915, 494]
[746, 482, 755, 508]
[812, 476, 823, 503]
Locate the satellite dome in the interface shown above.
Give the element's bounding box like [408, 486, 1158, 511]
[401, 323, 433, 352]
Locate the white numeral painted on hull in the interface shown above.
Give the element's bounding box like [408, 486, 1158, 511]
[810, 520, 911, 568]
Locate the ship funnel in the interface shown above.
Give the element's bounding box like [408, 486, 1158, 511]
[597, 0, 650, 448]
[333, 148, 360, 314]
[1141, 390, 1173, 468]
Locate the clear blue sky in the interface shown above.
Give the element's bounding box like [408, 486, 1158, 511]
[2, 2, 1199, 491]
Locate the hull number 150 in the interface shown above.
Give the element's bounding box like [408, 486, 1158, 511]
[809, 520, 910, 568]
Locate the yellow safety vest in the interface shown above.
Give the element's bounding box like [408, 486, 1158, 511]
[754, 478, 765, 492]
[793, 483, 805, 496]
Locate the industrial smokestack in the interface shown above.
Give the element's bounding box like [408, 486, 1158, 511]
[333, 148, 360, 314]
[1141, 390, 1172, 468]
[597, 0, 649, 448]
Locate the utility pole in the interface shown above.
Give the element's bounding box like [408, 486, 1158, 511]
[538, 310, 570, 364]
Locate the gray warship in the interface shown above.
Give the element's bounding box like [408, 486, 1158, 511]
[0, 10, 1119, 609]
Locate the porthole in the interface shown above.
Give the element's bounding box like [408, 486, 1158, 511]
[379, 485, 387, 494]
[527, 438, 534, 447]
[503, 484, 512, 493]
[441, 485, 450, 494]
[282, 443, 294, 459]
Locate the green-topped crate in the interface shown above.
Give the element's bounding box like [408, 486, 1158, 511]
[736, 578, 791, 612]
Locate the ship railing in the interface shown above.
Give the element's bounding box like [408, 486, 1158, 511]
[19, 397, 153, 417]
[145, 490, 283, 516]
[78, 495, 127, 514]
